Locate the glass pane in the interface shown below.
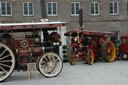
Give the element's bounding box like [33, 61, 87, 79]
[76, 10, 79, 14]
[53, 5, 56, 11]
[91, 3, 94, 14]
[7, 3, 11, 7]
[71, 3, 75, 14]
[72, 11, 75, 14]
[1, 6, 6, 11]
[29, 11, 33, 15]
[53, 3, 56, 7]
[24, 3, 28, 15]
[95, 3, 98, 10]
[96, 10, 98, 14]
[114, 3, 118, 13]
[110, 3, 113, 14]
[76, 3, 79, 8]
[110, 3, 113, 7]
[53, 10, 56, 14]
[1, 2, 5, 7]
[24, 11, 28, 15]
[110, 10, 113, 14]
[24, 3, 27, 7]
[114, 3, 117, 8]
[95, 6, 98, 11]
[48, 11, 52, 14]
[1, 3, 6, 15]
[114, 8, 117, 13]
[91, 3, 94, 8]
[7, 10, 11, 15]
[29, 3, 33, 13]
[91, 10, 94, 14]
[71, 3, 74, 10]
[2, 10, 6, 15]
[29, 3, 32, 7]
[7, 3, 11, 15]
[48, 3, 52, 14]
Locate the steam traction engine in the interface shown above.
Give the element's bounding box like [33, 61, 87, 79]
[0, 22, 65, 82]
[64, 30, 116, 65]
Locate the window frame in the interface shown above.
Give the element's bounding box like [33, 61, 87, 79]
[90, 2, 100, 16]
[1, 2, 12, 16]
[47, 2, 57, 16]
[70, 2, 80, 16]
[23, 2, 34, 16]
[109, 2, 119, 16]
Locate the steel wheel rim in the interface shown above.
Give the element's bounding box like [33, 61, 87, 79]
[0, 43, 15, 82]
[39, 53, 63, 77]
[70, 50, 76, 65]
[105, 41, 116, 62]
[122, 53, 128, 60]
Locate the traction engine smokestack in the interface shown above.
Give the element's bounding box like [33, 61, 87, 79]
[79, 9, 83, 30]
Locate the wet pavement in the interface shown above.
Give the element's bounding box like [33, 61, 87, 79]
[1, 61, 128, 85]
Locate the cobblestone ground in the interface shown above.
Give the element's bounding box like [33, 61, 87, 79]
[1, 61, 128, 85]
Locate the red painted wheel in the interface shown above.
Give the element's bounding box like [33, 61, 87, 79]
[87, 49, 94, 65]
[67, 47, 77, 65]
[101, 41, 116, 62]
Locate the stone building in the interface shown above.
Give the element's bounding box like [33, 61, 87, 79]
[0, 0, 42, 23]
[0, 0, 128, 35]
[45, 0, 128, 35]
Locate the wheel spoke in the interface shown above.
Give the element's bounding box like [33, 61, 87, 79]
[44, 56, 49, 62]
[41, 64, 47, 68]
[0, 60, 12, 63]
[0, 54, 10, 61]
[0, 63, 11, 68]
[0, 66, 7, 72]
[0, 50, 7, 57]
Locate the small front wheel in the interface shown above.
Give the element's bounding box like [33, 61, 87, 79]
[38, 53, 63, 78]
[67, 47, 77, 65]
[120, 52, 128, 60]
[87, 49, 94, 65]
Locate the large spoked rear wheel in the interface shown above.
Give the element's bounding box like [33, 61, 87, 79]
[0, 42, 15, 82]
[38, 52, 63, 78]
[101, 41, 116, 62]
[87, 49, 94, 65]
[67, 47, 77, 65]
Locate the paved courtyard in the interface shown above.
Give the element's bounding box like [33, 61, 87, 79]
[1, 61, 128, 85]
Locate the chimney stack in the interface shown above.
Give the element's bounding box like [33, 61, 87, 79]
[40, 0, 46, 18]
[79, 9, 83, 30]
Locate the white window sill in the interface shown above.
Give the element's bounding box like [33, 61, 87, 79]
[47, 15, 57, 16]
[70, 14, 79, 16]
[90, 14, 100, 16]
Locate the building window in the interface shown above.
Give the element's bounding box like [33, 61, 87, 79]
[47, 2, 57, 16]
[70, 2, 80, 16]
[91, 2, 100, 15]
[23, 2, 34, 16]
[1, 2, 12, 16]
[110, 2, 119, 15]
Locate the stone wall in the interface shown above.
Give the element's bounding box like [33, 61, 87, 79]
[0, 0, 41, 23]
[46, 0, 128, 35]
